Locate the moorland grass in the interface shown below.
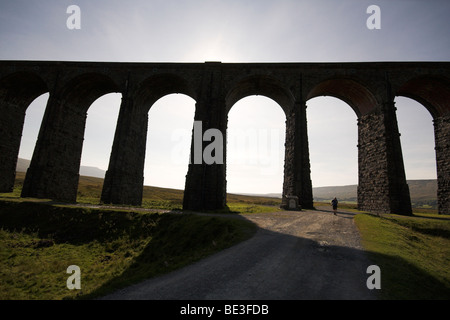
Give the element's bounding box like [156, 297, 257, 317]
[9, 172, 282, 213]
[354, 212, 450, 300]
[0, 200, 257, 300]
[3, 173, 449, 300]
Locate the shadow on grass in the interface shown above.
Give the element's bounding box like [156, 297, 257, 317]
[362, 250, 450, 300]
[92, 222, 450, 300]
[0, 200, 257, 299]
[81, 214, 257, 299]
[1, 200, 449, 300]
[0, 200, 161, 244]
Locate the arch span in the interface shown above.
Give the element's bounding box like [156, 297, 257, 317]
[396, 76, 450, 118]
[0, 72, 48, 107]
[306, 78, 379, 117]
[58, 73, 120, 112]
[134, 73, 197, 112]
[21, 73, 121, 202]
[1, 61, 447, 214]
[225, 75, 294, 116]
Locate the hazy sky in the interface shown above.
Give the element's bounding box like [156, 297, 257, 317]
[1, 0, 449, 195]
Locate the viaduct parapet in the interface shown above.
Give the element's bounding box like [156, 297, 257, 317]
[0, 61, 449, 215]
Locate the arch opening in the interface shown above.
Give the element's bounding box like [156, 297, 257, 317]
[76, 93, 122, 202]
[395, 76, 450, 213]
[227, 96, 285, 202]
[395, 96, 437, 210]
[144, 93, 196, 208]
[306, 96, 358, 204]
[17, 93, 49, 169]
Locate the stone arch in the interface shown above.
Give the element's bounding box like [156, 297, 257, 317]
[224, 75, 309, 209]
[306, 78, 379, 117]
[0, 71, 48, 108]
[57, 72, 120, 113]
[396, 76, 450, 119]
[0, 72, 49, 192]
[101, 74, 197, 206]
[21, 73, 121, 202]
[134, 73, 197, 112]
[397, 76, 450, 214]
[225, 75, 294, 116]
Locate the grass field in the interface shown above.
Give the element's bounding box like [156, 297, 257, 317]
[7, 172, 282, 213]
[1, 173, 449, 299]
[0, 200, 257, 299]
[0, 173, 273, 299]
[354, 212, 450, 299]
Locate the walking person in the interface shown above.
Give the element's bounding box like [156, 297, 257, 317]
[331, 197, 338, 215]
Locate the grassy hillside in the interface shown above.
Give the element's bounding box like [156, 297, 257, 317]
[16, 158, 106, 179]
[2, 173, 449, 300]
[355, 212, 450, 299]
[313, 185, 358, 202]
[16, 158, 437, 209]
[313, 180, 437, 209]
[10, 172, 438, 210]
[0, 200, 257, 299]
[10, 172, 282, 213]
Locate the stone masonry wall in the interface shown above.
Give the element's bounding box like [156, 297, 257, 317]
[183, 65, 227, 211]
[282, 103, 313, 210]
[100, 96, 148, 206]
[21, 97, 87, 202]
[358, 110, 391, 212]
[0, 101, 26, 192]
[0, 61, 448, 213]
[358, 105, 412, 215]
[435, 114, 450, 214]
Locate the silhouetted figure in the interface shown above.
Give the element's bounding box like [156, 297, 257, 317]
[331, 197, 338, 215]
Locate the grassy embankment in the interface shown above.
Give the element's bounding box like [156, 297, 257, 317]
[0, 200, 258, 300]
[2, 173, 449, 299]
[354, 212, 450, 299]
[301, 201, 449, 299]
[5, 172, 282, 213]
[0, 173, 276, 299]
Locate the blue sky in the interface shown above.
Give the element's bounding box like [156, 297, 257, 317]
[1, 0, 449, 194]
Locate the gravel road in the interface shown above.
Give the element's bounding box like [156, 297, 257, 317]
[101, 207, 377, 300]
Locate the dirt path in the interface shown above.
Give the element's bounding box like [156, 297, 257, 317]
[101, 207, 376, 300]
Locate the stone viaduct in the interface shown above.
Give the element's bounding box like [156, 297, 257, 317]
[0, 61, 449, 215]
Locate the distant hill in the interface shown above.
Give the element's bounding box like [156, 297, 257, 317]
[16, 158, 106, 178]
[311, 180, 437, 208]
[311, 180, 437, 201]
[246, 180, 438, 209]
[312, 185, 357, 202]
